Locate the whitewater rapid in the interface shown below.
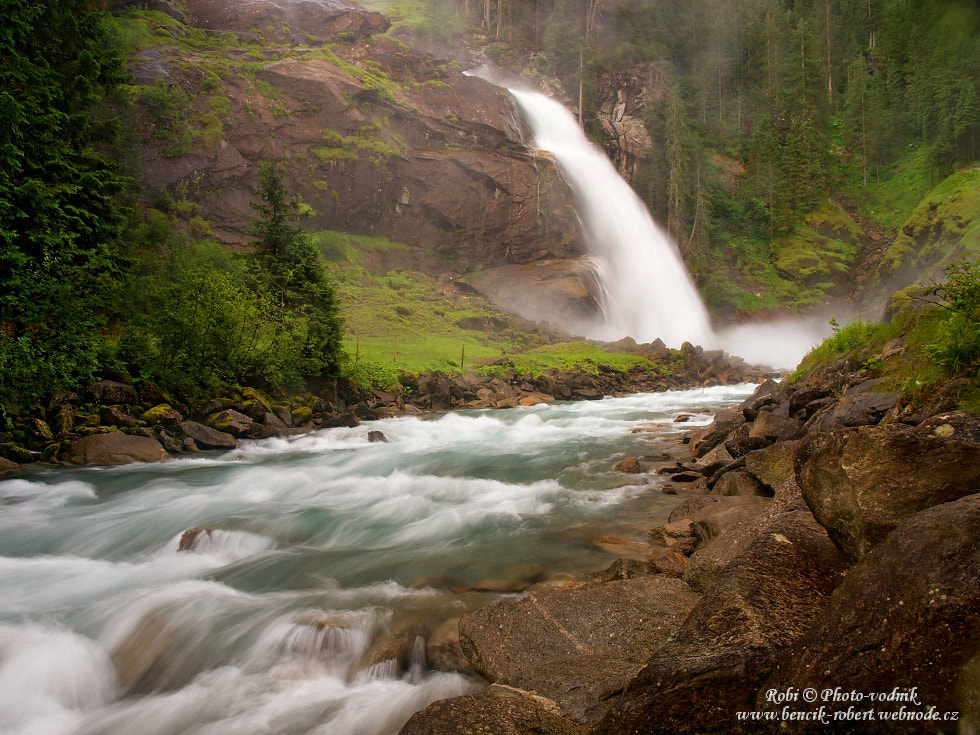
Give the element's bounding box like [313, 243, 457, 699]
[0, 386, 754, 735]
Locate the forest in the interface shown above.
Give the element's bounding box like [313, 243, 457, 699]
[1, 0, 978, 415]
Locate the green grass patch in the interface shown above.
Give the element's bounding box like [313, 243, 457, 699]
[476, 342, 676, 380]
[875, 169, 980, 289]
[855, 145, 939, 229]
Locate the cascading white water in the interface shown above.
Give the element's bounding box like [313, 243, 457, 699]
[508, 88, 714, 347]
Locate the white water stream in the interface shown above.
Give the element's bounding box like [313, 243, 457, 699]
[0, 386, 754, 735]
[506, 86, 829, 368]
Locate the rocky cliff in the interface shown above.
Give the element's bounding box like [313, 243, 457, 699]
[127, 0, 597, 322]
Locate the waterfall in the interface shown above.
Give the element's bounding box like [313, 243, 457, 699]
[508, 88, 714, 348]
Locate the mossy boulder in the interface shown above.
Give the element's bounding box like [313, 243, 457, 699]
[141, 404, 183, 428]
[291, 406, 313, 425]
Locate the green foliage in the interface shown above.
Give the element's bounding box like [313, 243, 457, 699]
[249, 164, 344, 377]
[922, 259, 980, 374]
[0, 0, 130, 412]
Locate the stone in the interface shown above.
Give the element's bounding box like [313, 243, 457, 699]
[137, 382, 169, 407]
[51, 404, 75, 439]
[141, 404, 183, 429]
[590, 558, 655, 582]
[817, 390, 900, 429]
[648, 547, 688, 577]
[157, 430, 182, 454]
[760, 494, 980, 728]
[100, 406, 138, 428]
[649, 519, 694, 548]
[600, 509, 848, 735]
[86, 380, 138, 405]
[208, 408, 253, 436]
[0, 456, 21, 474]
[710, 469, 769, 497]
[262, 411, 287, 430]
[743, 440, 799, 493]
[724, 433, 770, 458]
[737, 378, 780, 421]
[689, 408, 744, 459]
[458, 576, 700, 725]
[796, 424, 980, 560]
[183, 0, 390, 41]
[69, 433, 170, 466]
[614, 456, 642, 473]
[670, 472, 701, 483]
[676, 495, 774, 594]
[367, 430, 388, 443]
[748, 409, 805, 442]
[179, 421, 237, 450]
[399, 684, 585, 735]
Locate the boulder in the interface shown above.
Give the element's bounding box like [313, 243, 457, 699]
[759, 494, 980, 729]
[678, 495, 773, 593]
[614, 456, 642, 473]
[262, 411, 287, 430]
[458, 576, 700, 725]
[689, 408, 744, 459]
[738, 379, 779, 421]
[796, 424, 980, 560]
[141, 404, 183, 429]
[648, 547, 688, 577]
[600, 508, 848, 735]
[748, 408, 805, 442]
[743, 440, 799, 493]
[710, 470, 768, 497]
[207, 409, 254, 436]
[817, 390, 900, 430]
[100, 406, 138, 428]
[367, 430, 388, 443]
[399, 684, 586, 735]
[418, 372, 452, 411]
[0, 456, 21, 474]
[86, 380, 138, 405]
[69, 433, 170, 466]
[590, 558, 655, 583]
[179, 421, 237, 450]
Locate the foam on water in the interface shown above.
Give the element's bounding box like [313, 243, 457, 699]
[0, 385, 755, 734]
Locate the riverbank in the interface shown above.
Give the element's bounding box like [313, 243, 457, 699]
[402, 334, 980, 733]
[0, 339, 776, 473]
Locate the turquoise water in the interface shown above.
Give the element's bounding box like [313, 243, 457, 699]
[0, 385, 753, 735]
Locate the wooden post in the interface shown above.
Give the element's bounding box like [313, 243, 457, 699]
[460, 344, 465, 369]
[393, 336, 397, 363]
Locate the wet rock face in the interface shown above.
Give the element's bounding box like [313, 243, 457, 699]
[760, 493, 980, 730]
[600, 508, 848, 735]
[138, 36, 583, 278]
[796, 422, 980, 561]
[458, 576, 700, 726]
[595, 66, 664, 182]
[182, 0, 389, 41]
[399, 684, 587, 735]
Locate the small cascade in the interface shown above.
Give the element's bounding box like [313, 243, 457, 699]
[508, 88, 714, 348]
[405, 635, 427, 684]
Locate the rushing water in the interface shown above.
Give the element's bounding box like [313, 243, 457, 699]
[508, 88, 714, 348]
[0, 385, 753, 735]
[504, 85, 830, 368]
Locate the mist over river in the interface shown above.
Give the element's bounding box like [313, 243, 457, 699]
[0, 385, 754, 735]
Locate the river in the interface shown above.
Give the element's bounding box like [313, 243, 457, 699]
[0, 384, 754, 735]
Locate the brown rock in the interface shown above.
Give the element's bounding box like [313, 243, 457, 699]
[648, 547, 688, 577]
[207, 408, 253, 436]
[100, 406, 138, 428]
[760, 494, 980, 729]
[87, 380, 138, 405]
[591, 558, 655, 582]
[179, 421, 237, 450]
[710, 469, 769, 497]
[183, 0, 389, 41]
[458, 576, 700, 725]
[69, 433, 170, 466]
[600, 508, 848, 735]
[689, 408, 745, 459]
[614, 456, 643, 473]
[399, 684, 586, 735]
[796, 424, 980, 560]
[817, 390, 900, 429]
